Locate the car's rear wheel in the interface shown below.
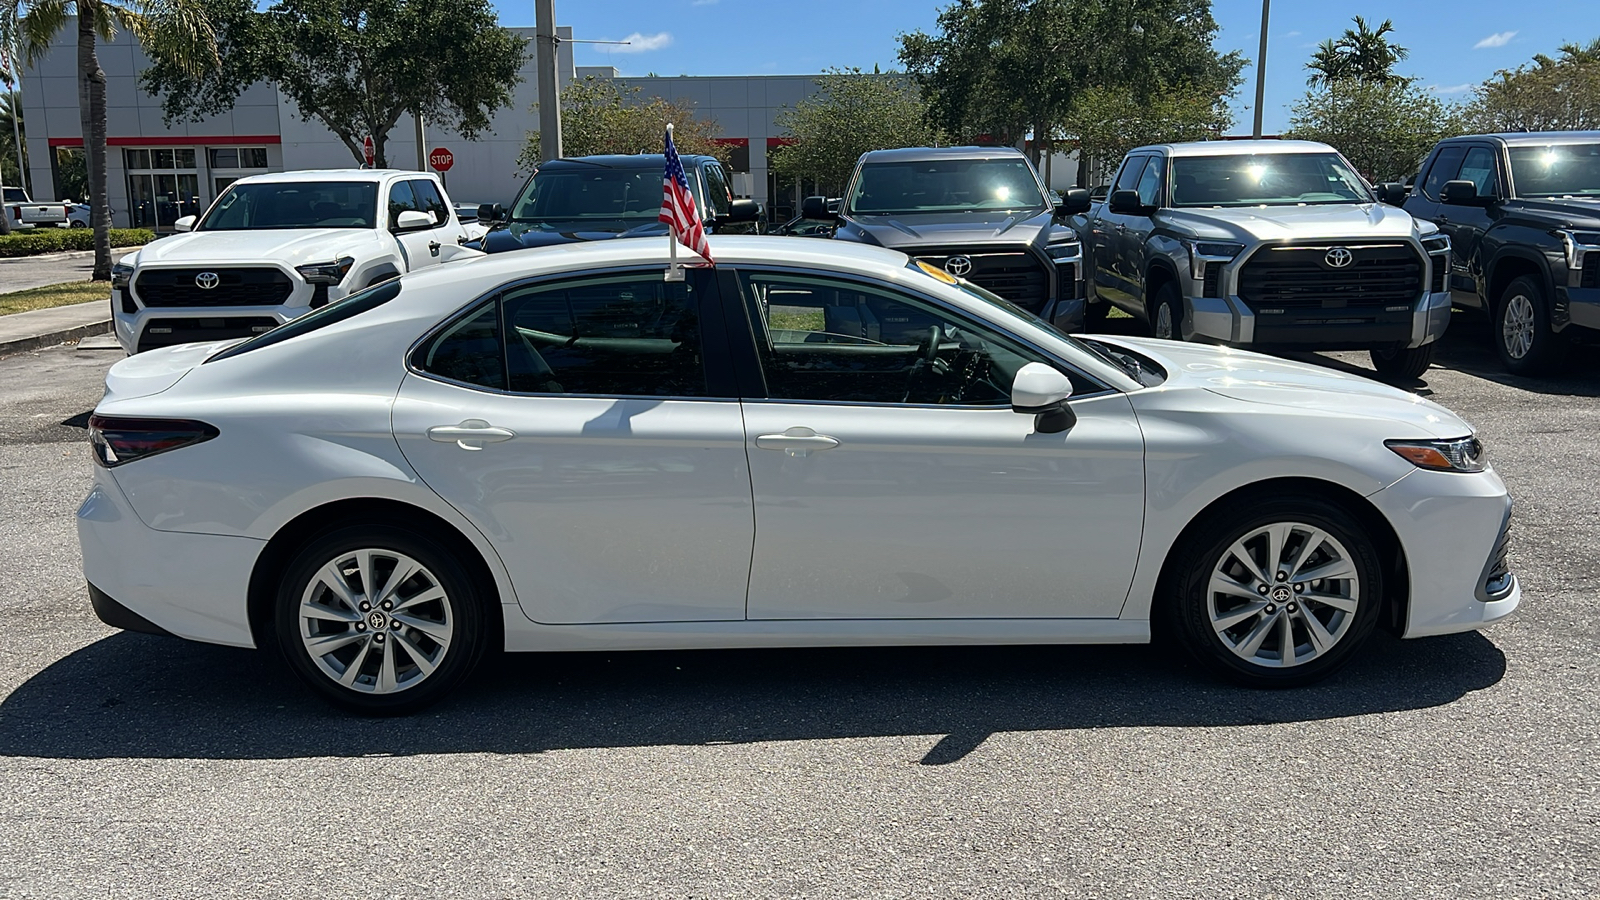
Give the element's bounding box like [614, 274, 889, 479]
[1369, 342, 1435, 380]
[275, 525, 488, 715]
[1165, 496, 1385, 687]
[1495, 275, 1568, 375]
[1150, 283, 1183, 340]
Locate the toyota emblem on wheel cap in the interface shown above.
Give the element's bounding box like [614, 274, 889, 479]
[195, 271, 220, 290]
[944, 255, 973, 276]
[1324, 247, 1354, 269]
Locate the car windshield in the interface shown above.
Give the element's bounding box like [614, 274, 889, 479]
[510, 165, 697, 231]
[848, 158, 1049, 216]
[198, 181, 378, 230]
[1508, 144, 1600, 197]
[1170, 153, 1372, 207]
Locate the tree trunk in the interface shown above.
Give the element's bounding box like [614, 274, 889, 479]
[79, 4, 112, 281]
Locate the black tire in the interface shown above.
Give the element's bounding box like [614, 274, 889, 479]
[1162, 495, 1385, 688]
[1148, 282, 1183, 340]
[1369, 342, 1435, 380]
[1494, 274, 1569, 375]
[274, 524, 490, 715]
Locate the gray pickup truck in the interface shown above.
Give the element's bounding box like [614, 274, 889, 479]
[1079, 140, 1453, 378]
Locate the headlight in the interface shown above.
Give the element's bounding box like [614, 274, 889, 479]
[1557, 230, 1600, 270]
[111, 262, 134, 289]
[1421, 235, 1451, 255]
[1385, 436, 1486, 473]
[296, 257, 355, 285]
[1046, 233, 1081, 262]
[1184, 240, 1244, 279]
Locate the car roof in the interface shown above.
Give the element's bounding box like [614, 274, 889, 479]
[1133, 140, 1337, 157]
[1440, 130, 1600, 147]
[542, 154, 717, 170]
[232, 169, 434, 185]
[857, 146, 1028, 164]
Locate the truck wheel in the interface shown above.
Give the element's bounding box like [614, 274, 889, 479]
[1084, 300, 1108, 332]
[1495, 275, 1568, 375]
[1369, 343, 1435, 381]
[1150, 283, 1183, 340]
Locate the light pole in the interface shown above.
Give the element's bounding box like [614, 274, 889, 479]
[535, 0, 562, 162]
[1252, 0, 1270, 139]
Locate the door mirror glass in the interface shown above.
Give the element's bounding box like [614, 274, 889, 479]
[173, 215, 196, 232]
[1011, 362, 1076, 434]
[395, 209, 433, 231]
[477, 202, 506, 224]
[1108, 189, 1145, 215]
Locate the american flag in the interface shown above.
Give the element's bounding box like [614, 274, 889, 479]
[659, 127, 713, 264]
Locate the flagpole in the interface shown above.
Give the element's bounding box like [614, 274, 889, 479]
[664, 123, 685, 282]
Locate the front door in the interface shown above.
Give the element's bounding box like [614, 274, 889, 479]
[386, 180, 446, 271]
[1438, 144, 1501, 307]
[729, 268, 1146, 620]
[392, 269, 754, 624]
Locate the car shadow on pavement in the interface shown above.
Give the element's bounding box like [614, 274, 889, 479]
[0, 630, 1505, 764]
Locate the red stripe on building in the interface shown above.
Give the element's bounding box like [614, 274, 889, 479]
[47, 135, 284, 148]
[711, 137, 749, 147]
[766, 137, 797, 149]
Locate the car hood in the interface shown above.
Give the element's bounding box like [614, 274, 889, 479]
[1155, 202, 1425, 244]
[1097, 336, 1471, 439]
[479, 220, 667, 252]
[838, 209, 1056, 249]
[128, 229, 385, 268]
[1509, 196, 1600, 229]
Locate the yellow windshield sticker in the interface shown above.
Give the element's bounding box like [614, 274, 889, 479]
[914, 259, 959, 284]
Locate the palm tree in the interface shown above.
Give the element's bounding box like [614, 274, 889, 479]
[1305, 16, 1410, 87]
[0, 90, 23, 186]
[1, 1, 215, 279]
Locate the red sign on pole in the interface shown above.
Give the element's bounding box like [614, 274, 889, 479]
[362, 135, 374, 166]
[429, 147, 454, 172]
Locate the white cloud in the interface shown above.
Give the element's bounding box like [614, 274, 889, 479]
[1283, 30, 1301, 38]
[691, 0, 719, 5]
[1430, 83, 1474, 94]
[610, 31, 673, 53]
[1474, 31, 1517, 49]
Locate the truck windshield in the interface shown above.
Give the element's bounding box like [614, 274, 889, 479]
[1169, 153, 1372, 207]
[198, 182, 378, 230]
[511, 166, 696, 231]
[1509, 144, 1600, 197]
[848, 158, 1049, 216]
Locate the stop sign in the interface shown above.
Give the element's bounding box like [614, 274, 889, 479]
[362, 135, 374, 166]
[429, 147, 454, 172]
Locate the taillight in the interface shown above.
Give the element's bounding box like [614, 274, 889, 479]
[88, 415, 219, 467]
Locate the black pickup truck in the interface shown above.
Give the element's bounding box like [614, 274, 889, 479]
[798, 146, 1092, 332]
[1402, 131, 1600, 373]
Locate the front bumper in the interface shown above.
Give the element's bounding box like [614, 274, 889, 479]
[77, 470, 264, 647]
[1556, 285, 1600, 333]
[1366, 467, 1520, 638]
[1186, 289, 1451, 350]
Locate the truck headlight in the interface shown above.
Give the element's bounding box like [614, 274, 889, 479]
[111, 262, 134, 289]
[1557, 230, 1600, 271]
[296, 257, 355, 285]
[1421, 235, 1451, 256]
[1385, 436, 1486, 473]
[1046, 235, 1082, 262]
[1184, 241, 1244, 279]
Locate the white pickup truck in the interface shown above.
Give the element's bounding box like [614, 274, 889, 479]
[2, 186, 71, 231]
[111, 169, 485, 354]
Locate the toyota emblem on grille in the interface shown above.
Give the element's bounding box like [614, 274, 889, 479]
[195, 271, 220, 290]
[944, 256, 973, 276]
[1324, 247, 1354, 269]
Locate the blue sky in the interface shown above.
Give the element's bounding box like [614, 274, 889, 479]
[493, 0, 1599, 134]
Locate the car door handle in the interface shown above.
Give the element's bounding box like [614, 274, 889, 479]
[427, 419, 515, 450]
[755, 426, 840, 457]
[1114, 223, 1125, 233]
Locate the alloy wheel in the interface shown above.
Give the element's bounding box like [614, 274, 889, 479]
[1501, 294, 1536, 360]
[298, 548, 454, 694]
[1154, 303, 1175, 340]
[1206, 522, 1360, 669]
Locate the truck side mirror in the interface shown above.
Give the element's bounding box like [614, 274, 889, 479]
[1108, 189, 1146, 215]
[477, 203, 506, 224]
[1440, 180, 1492, 207]
[801, 195, 837, 221]
[725, 198, 761, 223]
[1055, 188, 1092, 217]
[1376, 182, 1409, 205]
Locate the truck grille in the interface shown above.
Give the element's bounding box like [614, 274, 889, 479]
[915, 249, 1050, 313]
[1582, 254, 1599, 289]
[134, 268, 295, 308]
[1238, 244, 1423, 311]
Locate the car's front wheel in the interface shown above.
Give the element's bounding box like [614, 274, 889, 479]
[1369, 342, 1435, 381]
[1165, 496, 1385, 687]
[275, 524, 489, 714]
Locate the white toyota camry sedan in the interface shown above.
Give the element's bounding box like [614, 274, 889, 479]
[77, 236, 1518, 714]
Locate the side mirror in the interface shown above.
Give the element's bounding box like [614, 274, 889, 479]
[1108, 189, 1147, 215]
[394, 209, 433, 231]
[1055, 188, 1092, 217]
[1011, 362, 1076, 434]
[725, 198, 761, 223]
[1376, 182, 1409, 205]
[801, 195, 837, 220]
[477, 202, 506, 224]
[173, 215, 196, 232]
[1440, 179, 1492, 207]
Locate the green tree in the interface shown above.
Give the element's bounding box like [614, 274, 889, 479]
[1463, 38, 1600, 132]
[1286, 78, 1458, 182]
[767, 68, 943, 193]
[55, 145, 87, 201]
[1064, 85, 1233, 184]
[141, 0, 528, 168]
[3, 0, 217, 278]
[0, 91, 24, 186]
[1306, 16, 1409, 87]
[517, 76, 727, 170]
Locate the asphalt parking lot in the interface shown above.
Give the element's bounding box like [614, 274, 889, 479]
[1, 316, 1596, 898]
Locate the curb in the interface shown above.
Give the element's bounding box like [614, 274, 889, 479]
[0, 245, 147, 265]
[0, 318, 112, 357]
